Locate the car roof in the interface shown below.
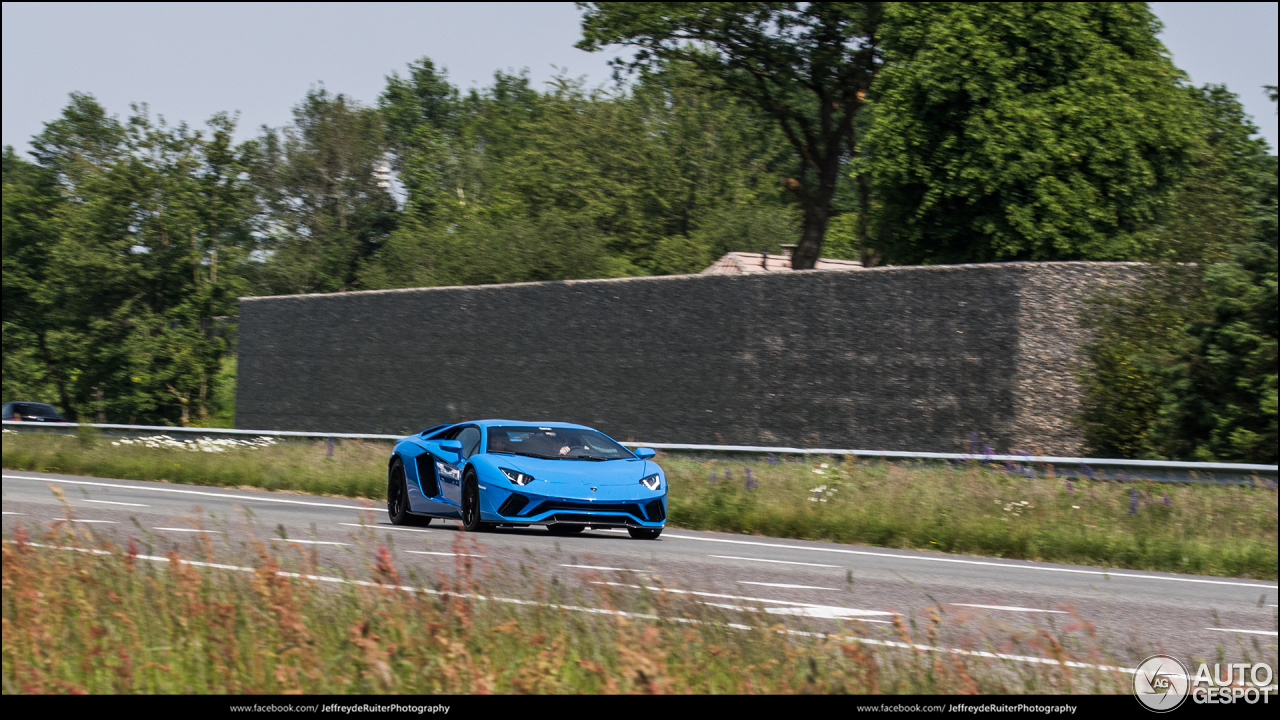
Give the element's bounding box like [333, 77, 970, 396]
[473, 419, 595, 431]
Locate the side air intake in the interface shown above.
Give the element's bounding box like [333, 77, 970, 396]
[498, 493, 529, 516]
[644, 499, 665, 522]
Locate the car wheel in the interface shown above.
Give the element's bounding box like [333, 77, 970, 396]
[628, 527, 662, 540]
[388, 458, 412, 526]
[547, 524, 584, 536]
[461, 473, 485, 532]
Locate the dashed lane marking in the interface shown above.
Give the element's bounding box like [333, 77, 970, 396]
[4, 475, 378, 512]
[667, 534, 1278, 589]
[271, 538, 350, 546]
[739, 581, 838, 591]
[1205, 628, 1278, 636]
[950, 603, 1068, 614]
[340, 523, 432, 533]
[407, 551, 485, 557]
[83, 499, 151, 507]
[710, 554, 840, 568]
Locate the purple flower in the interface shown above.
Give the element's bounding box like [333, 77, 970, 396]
[969, 432, 979, 454]
[1024, 467, 1035, 479]
[983, 444, 995, 458]
[1129, 489, 1139, 516]
[745, 469, 758, 492]
[1064, 478, 1075, 494]
[724, 469, 733, 480]
[1162, 492, 1171, 506]
[1079, 463, 1094, 480]
[767, 453, 777, 466]
[746, 467, 753, 484]
[709, 470, 717, 484]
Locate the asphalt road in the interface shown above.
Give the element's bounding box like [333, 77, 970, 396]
[4, 469, 1276, 673]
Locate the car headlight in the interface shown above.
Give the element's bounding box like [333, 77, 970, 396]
[639, 474, 661, 491]
[500, 467, 535, 486]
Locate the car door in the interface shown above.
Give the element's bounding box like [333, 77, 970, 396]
[440, 425, 481, 507]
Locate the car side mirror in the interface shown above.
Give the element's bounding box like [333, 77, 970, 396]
[633, 447, 656, 460]
[438, 440, 463, 453]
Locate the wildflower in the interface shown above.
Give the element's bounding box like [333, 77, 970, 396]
[1064, 478, 1075, 494]
[1079, 463, 1094, 480]
[812, 468, 825, 475]
[1162, 492, 1171, 506]
[1072, 505, 1081, 509]
[969, 432, 979, 454]
[1129, 489, 1138, 516]
[709, 470, 717, 484]
[767, 453, 777, 466]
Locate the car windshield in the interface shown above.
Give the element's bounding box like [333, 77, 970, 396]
[14, 403, 60, 418]
[486, 426, 634, 460]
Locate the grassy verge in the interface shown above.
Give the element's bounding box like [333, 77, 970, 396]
[4, 432, 1276, 579]
[3, 527, 1137, 694]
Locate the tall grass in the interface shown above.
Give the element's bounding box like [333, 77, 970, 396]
[2, 524, 1140, 694]
[4, 433, 1276, 578]
[665, 456, 1279, 580]
[2, 432, 385, 499]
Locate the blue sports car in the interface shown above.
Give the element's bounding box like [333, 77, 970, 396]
[387, 420, 666, 539]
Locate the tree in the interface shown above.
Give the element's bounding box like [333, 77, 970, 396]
[577, 2, 886, 269]
[249, 88, 398, 294]
[868, 2, 1199, 264]
[1077, 85, 1277, 462]
[4, 94, 253, 425]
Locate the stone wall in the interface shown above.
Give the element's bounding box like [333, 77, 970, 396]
[235, 262, 1137, 453]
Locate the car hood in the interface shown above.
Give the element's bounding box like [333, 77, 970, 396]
[490, 455, 655, 486]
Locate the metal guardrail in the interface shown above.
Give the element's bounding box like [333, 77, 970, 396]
[5, 420, 1276, 476]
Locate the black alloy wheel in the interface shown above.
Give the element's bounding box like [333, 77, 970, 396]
[547, 524, 585, 536]
[388, 459, 411, 525]
[628, 527, 662, 540]
[461, 473, 485, 532]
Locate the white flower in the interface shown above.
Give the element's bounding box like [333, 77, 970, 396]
[820, 463, 829, 468]
[812, 469, 825, 474]
[1072, 505, 1081, 509]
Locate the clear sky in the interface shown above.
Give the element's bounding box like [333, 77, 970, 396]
[3, 2, 1277, 154]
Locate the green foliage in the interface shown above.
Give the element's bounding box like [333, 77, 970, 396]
[248, 88, 399, 295]
[4, 95, 252, 425]
[868, 2, 1199, 264]
[1078, 85, 1277, 462]
[578, 2, 886, 268]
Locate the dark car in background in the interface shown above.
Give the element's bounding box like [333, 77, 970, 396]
[2, 402, 67, 422]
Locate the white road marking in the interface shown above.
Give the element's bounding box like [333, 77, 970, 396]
[951, 603, 1067, 614]
[699, 602, 892, 622]
[739, 581, 838, 591]
[590, 581, 893, 615]
[561, 564, 636, 572]
[11, 539, 1147, 678]
[153, 527, 222, 533]
[339, 523, 431, 533]
[2, 511, 24, 515]
[271, 538, 349, 546]
[1205, 628, 1278, 636]
[59, 518, 117, 524]
[668, 534, 1279, 589]
[710, 554, 840, 568]
[83, 499, 150, 507]
[407, 551, 485, 557]
[4, 475, 378, 512]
